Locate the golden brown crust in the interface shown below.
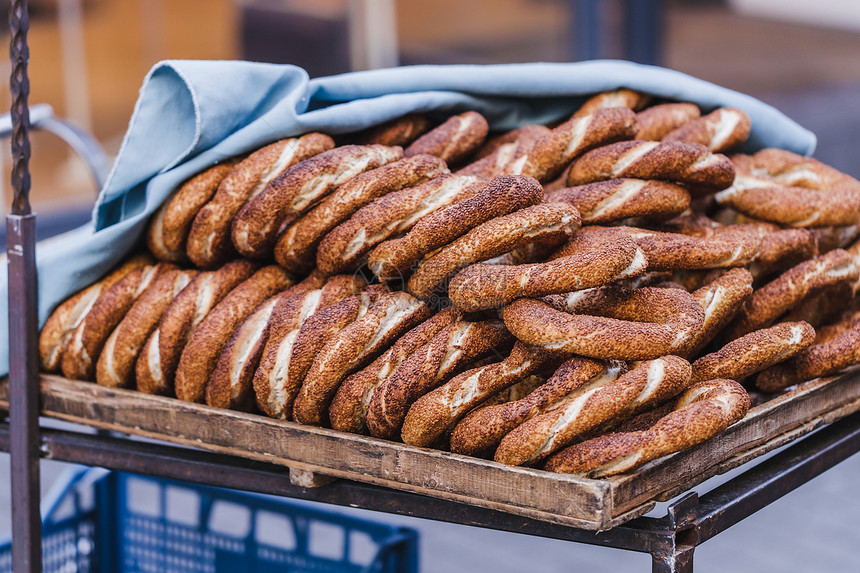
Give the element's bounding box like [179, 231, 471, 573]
[449, 356, 609, 457]
[96, 269, 197, 388]
[472, 124, 552, 160]
[685, 268, 755, 357]
[567, 140, 735, 192]
[275, 154, 448, 272]
[368, 175, 544, 282]
[663, 107, 751, 152]
[748, 227, 818, 282]
[293, 292, 431, 425]
[495, 356, 692, 466]
[503, 287, 705, 361]
[147, 162, 237, 263]
[174, 266, 292, 403]
[545, 378, 749, 476]
[328, 308, 461, 434]
[355, 113, 431, 147]
[135, 260, 259, 396]
[316, 174, 487, 275]
[407, 203, 581, 299]
[231, 144, 403, 260]
[691, 321, 815, 383]
[40, 254, 152, 373]
[635, 103, 701, 141]
[401, 342, 558, 447]
[186, 134, 334, 268]
[366, 319, 513, 439]
[572, 89, 650, 119]
[61, 262, 175, 381]
[404, 111, 488, 164]
[549, 178, 690, 224]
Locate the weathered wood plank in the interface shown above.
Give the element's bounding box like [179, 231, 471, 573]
[0, 375, 613, 530]
[607, 371, 860, 515]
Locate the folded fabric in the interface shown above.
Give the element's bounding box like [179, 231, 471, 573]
[0, 59, 816, 376]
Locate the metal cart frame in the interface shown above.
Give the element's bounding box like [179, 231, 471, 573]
[4, 2, 859, 571]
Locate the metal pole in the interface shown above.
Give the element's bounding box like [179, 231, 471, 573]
[7, 0, 41, 572]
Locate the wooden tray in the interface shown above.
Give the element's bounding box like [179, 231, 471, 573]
[2, 371, 859, 531]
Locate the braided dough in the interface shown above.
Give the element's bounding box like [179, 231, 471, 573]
[293, 292, 431, 425]
[232, 144, 403, 259]
[365, 318, 513, 439]
[96, 269, 197, 388]
[329, 308, 461, 434]
[715, 149, 860, 227]
[147, 163, 235, 263]
[275, 154, 448, 272]
[136, 260, 259, 396]
[174, 266, 292, 403]
[566, 140, 735, 192]
[61, 262, 175, 381]
[253, 286, 384, 419]
[40, 254, 152, 373]
[458, 125, 550, 178]
[404, 111, 488, 164]
[186, 134, 334, 268]
[317, 174, 486, 275]
[548, 178, 690, 224]
[572, 88, 650, 119]
[495, 356, 692, 466]
[407, 203, 581, 299]
[685, 268, 754, 357]
[635, 103, 701, 141]
[368, 175, 544, 283]
[450, 356, 610, 457]
[545, 378, 750, 476]
[503, 286, 704, 360]
[401, 342, 558, 447]
[356, 113, 430, 147]
[663, 107, 751, 152]
[691, 321, 814, 383]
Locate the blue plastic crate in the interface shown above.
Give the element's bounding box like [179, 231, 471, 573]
[0, 468, 419, 573]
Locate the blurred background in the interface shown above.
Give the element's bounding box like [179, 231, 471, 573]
[1, 1, 860, 571]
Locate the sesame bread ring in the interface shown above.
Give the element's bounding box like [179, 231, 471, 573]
[663, 107, 751, 152]
[174, 266, 292, 403]
[813, 308, 860, 345]
[401, 342, 558, 447]
[293, 292, 431, 425]
[448, 231, 643, 312]
[635, 103, 701, 141]
[355, 113, 431, 147]
[748, 226, 818, 282]
[519, 107, 639, 182]
[329, 308, 461, 434]
[186, 134, 334, 268]
[96, 269, 197, 388]
[685, 268, 754, 357]
[135, 260, 260, 396]
[365, 319, 513, 440]
[253, 286, 386, 419]
[317, 173, 487, 275]
[274, 155, 448, 273]
[368, 175, 544, 283]
[572, 88, 650, 119]
[457, 125, 550, 179]
[724, 249, 859, 340]
[449, 357, 612, 457]
[39, 253, 152, 373]
[812, 225, 860, 255]
[549, 178, 691, 224]
[504, 286, 704, 360]
[407, 203, 582, 299]
[566, 140, 735, 192]
[472, 124, 552, 161]
[691, 321, 815, 383]
[232, 144, 403, 259]
[495, 355, 692, 466]
[756, 321, 860, 392]
[61, 262, 175, 381]
[715, 149, 860, 227]
[545, 378, 749, 477]
[404, 111, 489, 164]
[147, 162, 237, 263]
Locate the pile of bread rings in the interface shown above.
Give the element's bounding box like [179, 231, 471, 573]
[38, 88, 860, 479]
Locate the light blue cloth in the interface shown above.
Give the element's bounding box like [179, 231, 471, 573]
[1, 59, 816, 376]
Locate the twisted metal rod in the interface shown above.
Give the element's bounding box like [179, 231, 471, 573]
[9, 0, 31, 215]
